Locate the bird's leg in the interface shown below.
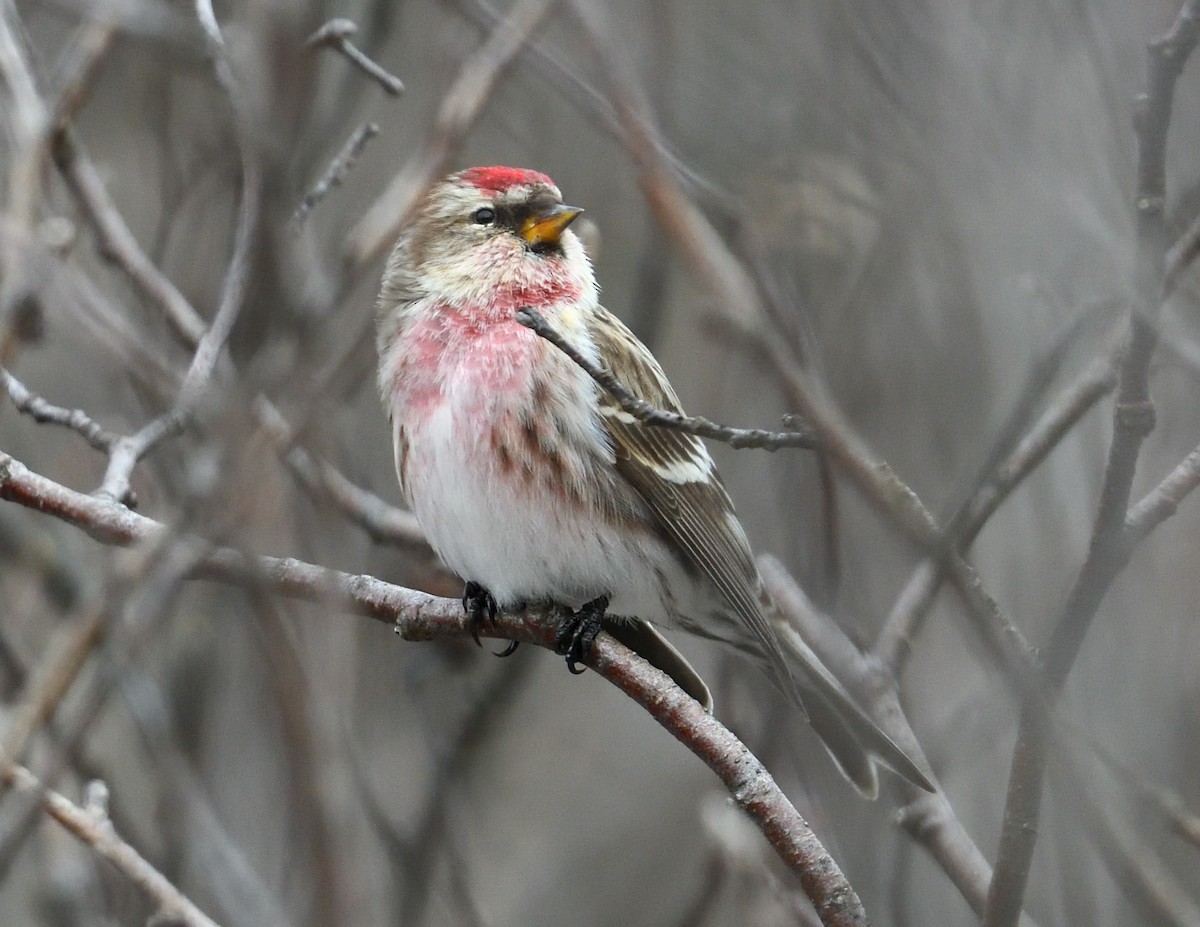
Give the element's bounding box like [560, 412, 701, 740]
[555, 595, 609, 674]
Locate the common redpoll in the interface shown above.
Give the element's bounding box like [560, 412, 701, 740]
[376, 166, 932, 797]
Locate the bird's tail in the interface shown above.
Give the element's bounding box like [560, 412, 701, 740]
[771, 618, 935, 798]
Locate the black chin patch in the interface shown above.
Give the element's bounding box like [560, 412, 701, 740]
[528, 239, 564, 256]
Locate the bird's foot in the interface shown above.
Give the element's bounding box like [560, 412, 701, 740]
[462, 581, 498, 648]
[462, 582, 521, 656]
[554, 595, 609, 675]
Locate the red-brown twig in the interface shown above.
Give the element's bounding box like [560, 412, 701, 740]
[0, 449, 868, 927]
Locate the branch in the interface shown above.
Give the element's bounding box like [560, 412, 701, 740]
[985, 5, 1200, 925]
[516, 306, 818, 451]
[0, 450, 868, 927]
[252, 396, 427, 548]
[4, 765, 221, 927]
[1051, 742, 1200, 926]
[760, 557, 1040, 927]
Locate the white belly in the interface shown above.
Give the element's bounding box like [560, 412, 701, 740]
[403, 396, 690, 621]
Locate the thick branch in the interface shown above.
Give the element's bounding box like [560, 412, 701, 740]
[0, 450, 867, 926]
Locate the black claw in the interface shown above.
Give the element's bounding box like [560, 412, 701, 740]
[554, 595, 609, 674]
[493, 640, 520, 658]
[462, 581, 498, 648]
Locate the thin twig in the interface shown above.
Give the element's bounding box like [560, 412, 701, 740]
[293, 122, 380, 226]
[53, 128, 208, 348]
[306, 19, 404, 95]
[0, 534, 209, 877]
[52, 104, 392, 540]
[344, 0, 561, 272]
[252, 396, 427, 547]
[0, 0, 47, 227]
[1, 366, 119, 451]
[180, 0, 262, 406]
[119, 670, 292, 927]
[760, 557, 1040, 927]
[1087, 736, 1200, 852]
[4, 764, 221, 927]
[516, 307, 818, 450]
[0, 449, 868, 927]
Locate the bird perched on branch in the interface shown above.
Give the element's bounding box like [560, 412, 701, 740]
[376, 165, 932, 797]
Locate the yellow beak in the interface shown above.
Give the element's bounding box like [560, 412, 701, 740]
[520, 204, 583, 249]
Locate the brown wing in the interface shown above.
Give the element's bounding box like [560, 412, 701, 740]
[588, 307, 795, 693]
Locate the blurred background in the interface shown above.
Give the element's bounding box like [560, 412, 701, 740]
[1, 0, 1199, 924]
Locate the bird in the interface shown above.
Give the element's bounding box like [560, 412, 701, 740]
[375, 165, 933, 797]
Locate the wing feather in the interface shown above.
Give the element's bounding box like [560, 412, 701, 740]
[588, 307, 795, 691]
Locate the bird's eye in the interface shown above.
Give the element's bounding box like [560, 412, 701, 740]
[472, 207, 495, 225]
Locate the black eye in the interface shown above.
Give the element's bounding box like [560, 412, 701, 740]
[472, 207, 495, 225]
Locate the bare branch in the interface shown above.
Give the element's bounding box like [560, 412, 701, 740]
[985, 5, 1200, 924]
[516, 306, 818, 451]
[53, 129, 209, 348]
[0, 449, 869, 927]
[760, 556, 1041, 926]
[1088, 737, 1200, 852]
[119, 669, 292, 927]
[306, 19, 404, 96]
[4, 764, 221, 927]
[95, 410, 188, 506]
[293, 122, 380, 226]
[1124, 442, 1200, 544]
[1052, 744, 1200, 927]
[1, 366, 119, 451]
[1164, 208, 1200, 302]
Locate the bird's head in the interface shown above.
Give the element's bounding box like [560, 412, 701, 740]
[383, 166, 589, 309]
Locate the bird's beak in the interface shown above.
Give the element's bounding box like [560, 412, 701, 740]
[520, 204, 583, 249]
